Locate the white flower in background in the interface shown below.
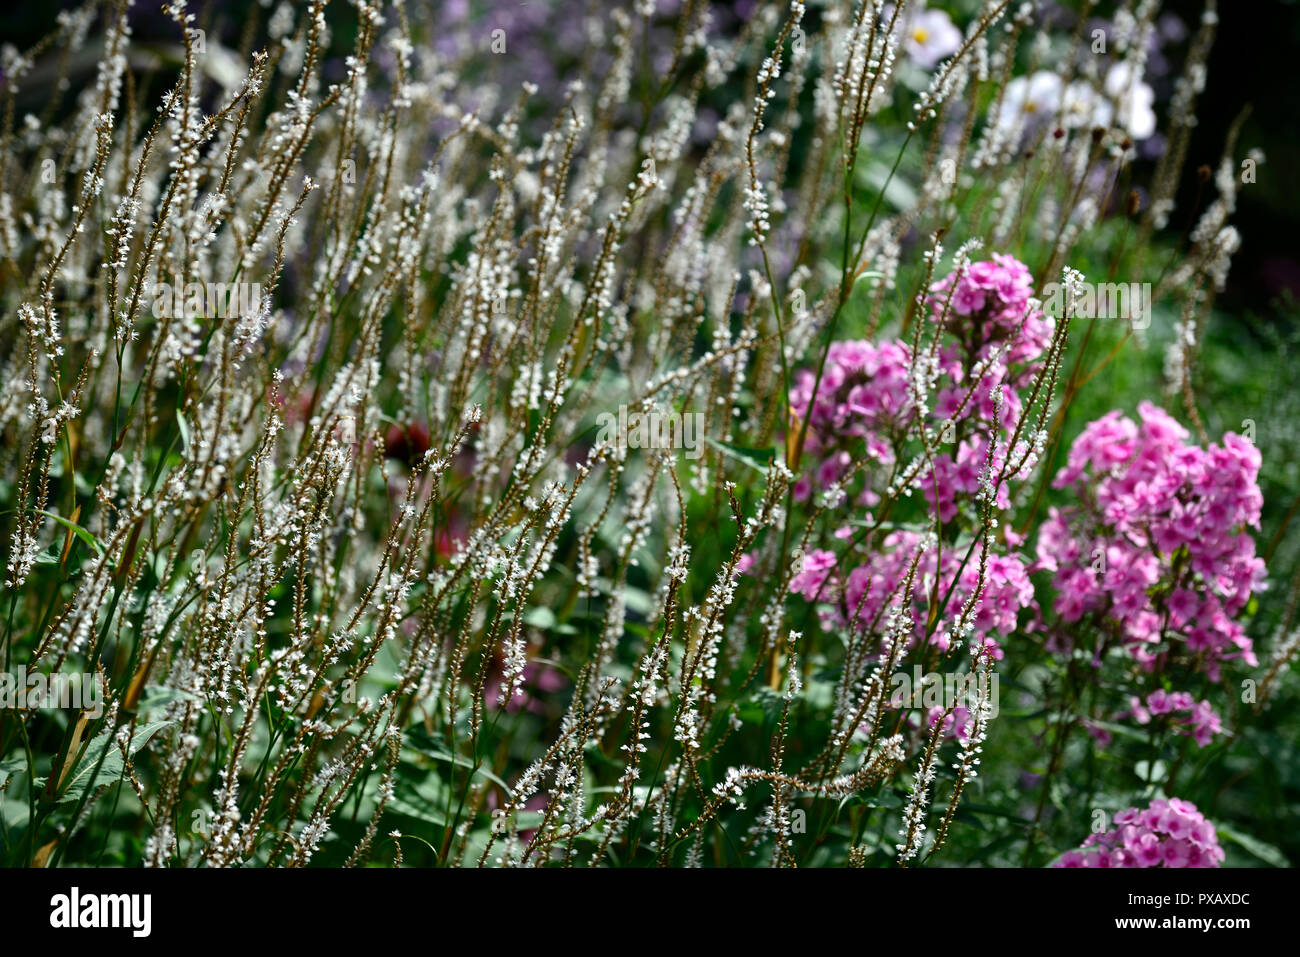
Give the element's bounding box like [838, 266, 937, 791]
[1060, 81, 1113, 130]
[995, 64, 1155, 141]
[883, 3, 963, 69]
[996, 71, 1063, 132]
[1105, 62, 1157, 140]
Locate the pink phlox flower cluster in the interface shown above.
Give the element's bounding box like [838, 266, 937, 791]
[788, 256, 1050, 524]
[1130, 690, 1223, 747]
[1038, 402, 1265, 679]
[788, 340, 912, 501]
[928, 253, 1054, 378]
[795, 531, 1035, 657]
[788, 548, 840, 602]
[787, 257, 1049, 647]
[921, 256, 1053, 520]
[1053, 797, 1224, 868]
[923, 434, 1018, 523]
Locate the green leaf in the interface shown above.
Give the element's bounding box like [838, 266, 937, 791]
[48, 720, 173, 804]
[387, 793, 449, 827]
[704, 438, 773, 474]
[35, 509, 103, 556]
[1218, 825, 1291, 867]
[176, 411, 191, 456]
[0, 755, 29, 790]
[514, 810, 545, 831]
[523, 606, 557, 629]
[1134, 759, 1167, 784]
[953, 802, 1034, 824]
[388, 759, 452, 826]
[857, 160, 918, 211]
[409, 743, 511, 796]
[523, 606, 578, 634]
[135, 686, 200, 715]
[1087, 718, 1155, 743]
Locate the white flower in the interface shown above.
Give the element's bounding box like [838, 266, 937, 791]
[1105, 63, 1157, 140]
[1060, 81, 1113, 130]
[996, 71, 1063, 131]
[884, 4, 963, 69]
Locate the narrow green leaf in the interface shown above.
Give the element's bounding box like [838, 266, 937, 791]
[1218, 825, 1291, 867]
[35, 509, 103, 556]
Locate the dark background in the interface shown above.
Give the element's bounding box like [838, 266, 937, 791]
[1165, 0, 1300, 316]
